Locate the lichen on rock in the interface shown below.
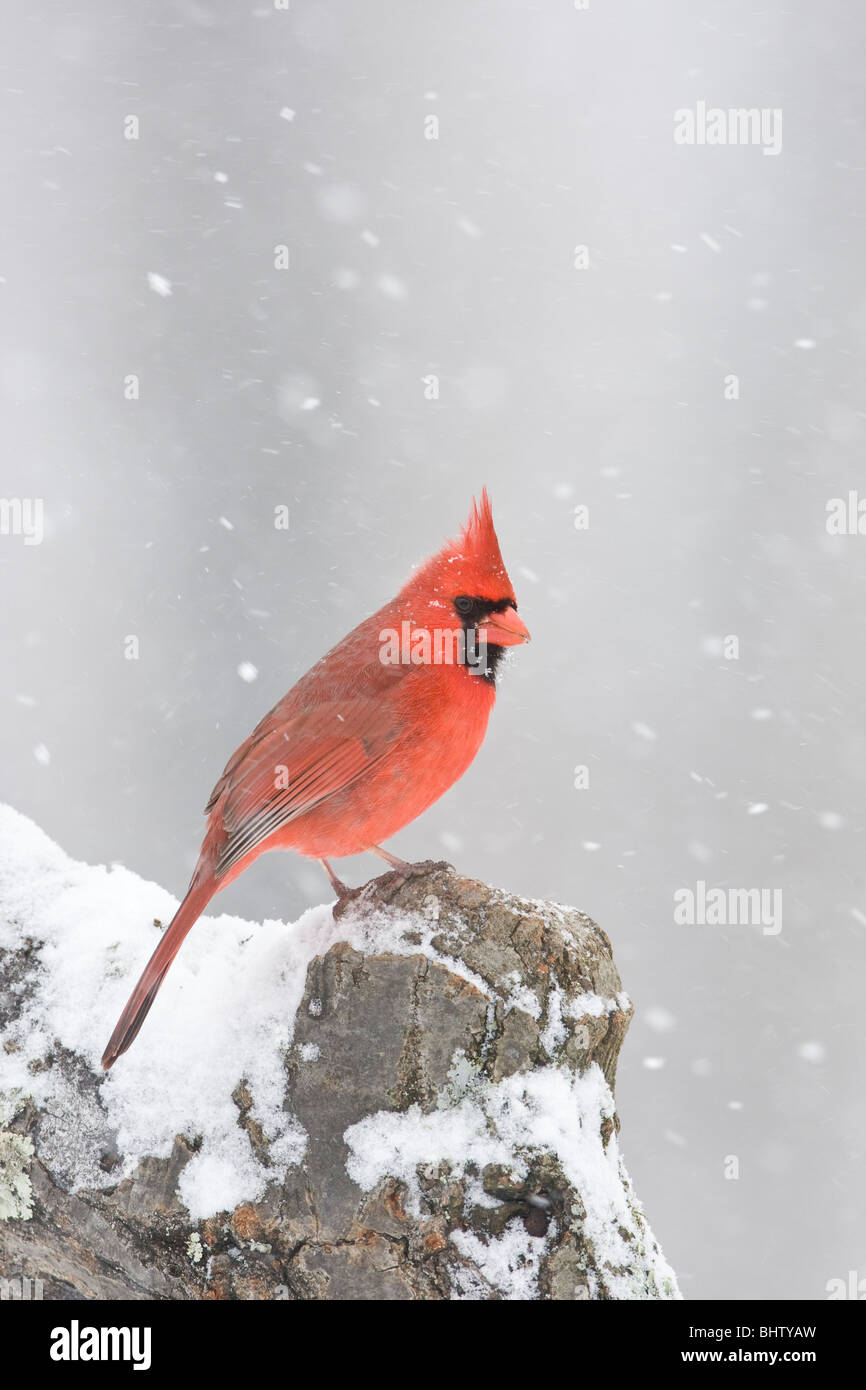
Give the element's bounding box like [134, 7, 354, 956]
[0, 1131, 34, 1223]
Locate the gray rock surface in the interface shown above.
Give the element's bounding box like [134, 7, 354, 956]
[0, 862, 679, 1300]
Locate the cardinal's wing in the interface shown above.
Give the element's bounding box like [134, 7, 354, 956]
[206, 688, 405, 877]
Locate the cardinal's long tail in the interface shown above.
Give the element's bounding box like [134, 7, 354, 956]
[101, 877, 217, 1070]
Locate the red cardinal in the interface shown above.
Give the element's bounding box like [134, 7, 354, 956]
[101, 491, 529, 1069]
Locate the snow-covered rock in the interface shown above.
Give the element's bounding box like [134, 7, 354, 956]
[0, 805, 678, 1300]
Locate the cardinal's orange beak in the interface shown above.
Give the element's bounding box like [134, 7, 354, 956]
[480, 607, 531, 646]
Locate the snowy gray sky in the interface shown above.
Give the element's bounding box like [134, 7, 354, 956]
[1, 0, 865, 1299]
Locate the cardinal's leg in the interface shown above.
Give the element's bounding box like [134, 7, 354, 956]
[371, 846, 414, 873]
[320, 858, 350, 897]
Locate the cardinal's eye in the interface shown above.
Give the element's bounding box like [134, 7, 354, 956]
[454, 596, 474, 615]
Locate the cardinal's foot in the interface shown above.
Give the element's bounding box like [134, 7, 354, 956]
[372, 853, 453, 900]
[333, 856, 452, 917]
[394, 857, 452, 879]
